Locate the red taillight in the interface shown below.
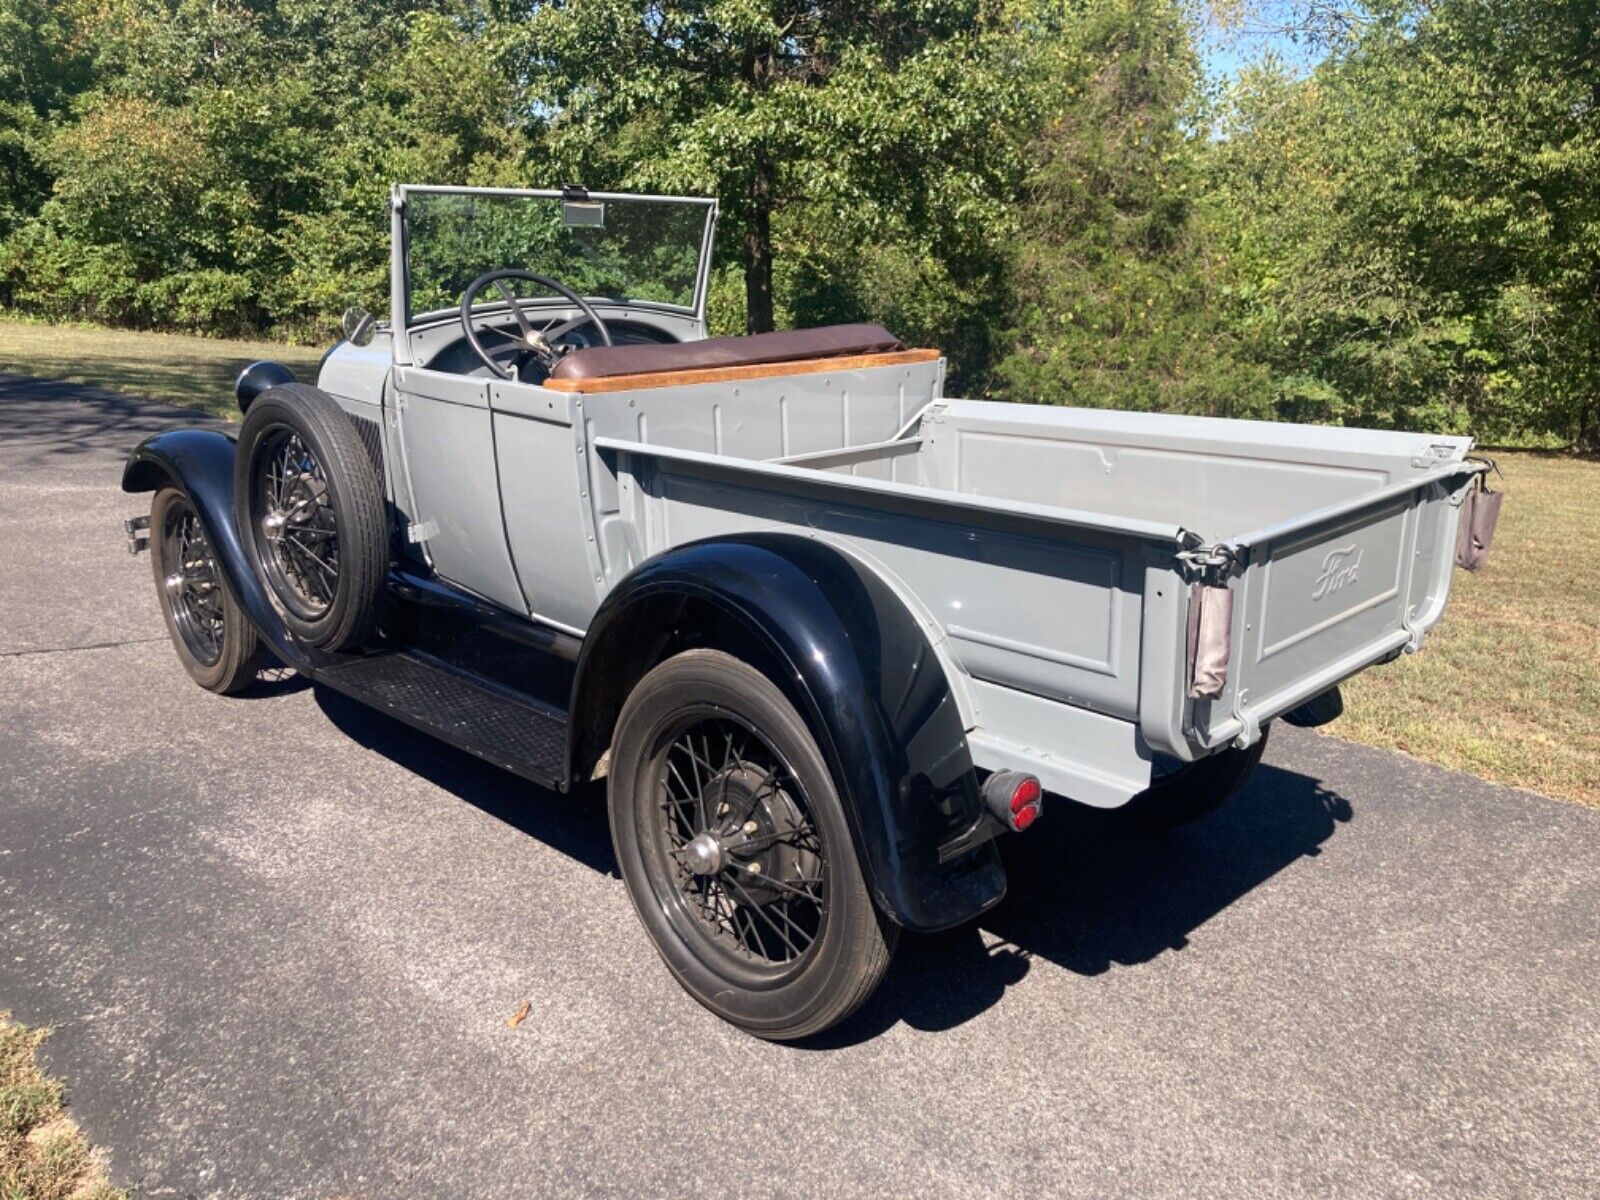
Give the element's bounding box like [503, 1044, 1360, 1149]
[1009, 776, 1042, 831]
[981, 771, 1044, 833]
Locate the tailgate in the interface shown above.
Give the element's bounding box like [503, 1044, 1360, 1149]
[1186, 463, 1483, 751]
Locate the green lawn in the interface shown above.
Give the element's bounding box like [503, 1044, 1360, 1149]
[1, 1013, 125, 1199]
[0, 318, 324, 419]
[1338, 451, 1599, 807]
[2, 319, 1593, 807]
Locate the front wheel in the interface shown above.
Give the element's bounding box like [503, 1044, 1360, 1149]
[150, 487, 259, 694]
[608, 650, 896, 1041]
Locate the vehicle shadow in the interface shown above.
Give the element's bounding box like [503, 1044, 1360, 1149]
[236, 660, 314, 700]
[313, 686, 618, 878]
[811, 764, 1353, 1047]
[311, 684, 1353, 1045]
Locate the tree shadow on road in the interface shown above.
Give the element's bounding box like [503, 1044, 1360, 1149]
[0, 373, 231, 463]
[310, 682, 1353, 1046]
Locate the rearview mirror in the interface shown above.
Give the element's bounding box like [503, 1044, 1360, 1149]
[562, 200, 604, 228]
[342, 306, 376, 346]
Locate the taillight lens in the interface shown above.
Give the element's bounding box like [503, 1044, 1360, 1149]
[1009, 776, 1042, 831]
[981, 770, 1044, 833]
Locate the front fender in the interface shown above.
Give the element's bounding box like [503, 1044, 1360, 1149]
[572, 535, 1006, 932]
[122, 429, 310, 671]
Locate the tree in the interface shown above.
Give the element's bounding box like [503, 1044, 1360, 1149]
[522, 0, 1060, 343]
[996, 0, 1271, 413]
[1208, 0, 1600, 444]
[0, 0, 93, 235]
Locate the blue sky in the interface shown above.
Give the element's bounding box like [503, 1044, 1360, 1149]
[1196, 11, 1329, 81]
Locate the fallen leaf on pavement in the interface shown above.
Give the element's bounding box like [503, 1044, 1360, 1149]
[506, 999, 532, 1029]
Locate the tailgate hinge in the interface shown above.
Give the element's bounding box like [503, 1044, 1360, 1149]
[1174, 530, 1245, 585]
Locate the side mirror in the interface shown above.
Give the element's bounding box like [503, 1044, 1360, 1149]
[342, 306, 377, 346]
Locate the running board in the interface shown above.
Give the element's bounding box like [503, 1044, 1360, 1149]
[315, 650, 569, 789]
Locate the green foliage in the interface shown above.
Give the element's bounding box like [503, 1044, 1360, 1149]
[522, 0, 1063, 388]
[1206, 0, 1600, 444]
[997, 0, 1271, 413]
[0, 0, 1594, 444]
[0, 0, 94, 235]
[0, 0, 527, 338]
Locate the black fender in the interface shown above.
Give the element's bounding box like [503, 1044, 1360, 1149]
[570, 534, 1006, 933]
[122, 429, 312, 672]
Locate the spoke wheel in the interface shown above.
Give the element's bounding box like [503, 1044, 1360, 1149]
[149, 487, 259, 694]
[159, 494, 227, 666]
[650, 711, 827, 974]
[610, 650, 895, 1041]
[234, 384, 386, 652]
[251, 425, 340, 621]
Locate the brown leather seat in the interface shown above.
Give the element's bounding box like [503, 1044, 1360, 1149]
[548, 323, 904, 383]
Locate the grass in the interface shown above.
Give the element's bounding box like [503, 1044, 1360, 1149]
[0, 317, 324, 419]
[1338, 451, 1600, 807]
[1, 1014, 125, 1200]
[0, 319, 1593, 805]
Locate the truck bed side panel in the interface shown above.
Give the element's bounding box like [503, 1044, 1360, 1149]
[615, 450, 1148, 724]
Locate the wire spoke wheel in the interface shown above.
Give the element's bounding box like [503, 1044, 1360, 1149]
[158, 496, 225, 667]
[649, 710, 827, 973]
[611, 650, 894, 1039]
[251, 426, 340, 620]
[149, 486, 259, 695]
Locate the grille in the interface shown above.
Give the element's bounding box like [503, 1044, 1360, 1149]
[346, 411, 386, 491]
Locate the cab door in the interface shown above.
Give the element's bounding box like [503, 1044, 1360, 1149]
[391, 364, 527, 613]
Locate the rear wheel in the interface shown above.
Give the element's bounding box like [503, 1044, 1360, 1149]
[234, 384, 385, 650]
[609, 650, 896, 1041]
[1121, 726, 1270, 831]
[150, 487, 259, 694]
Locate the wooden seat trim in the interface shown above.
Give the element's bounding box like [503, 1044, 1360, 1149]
[542, 348, 943, 394]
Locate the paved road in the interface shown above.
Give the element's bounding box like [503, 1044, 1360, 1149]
[1, 373, 1597, 1199]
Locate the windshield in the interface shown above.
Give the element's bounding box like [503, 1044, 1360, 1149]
[402, 189, 714, 320]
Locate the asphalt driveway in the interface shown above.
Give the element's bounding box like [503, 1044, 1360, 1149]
[1, 373, 1596, 1199]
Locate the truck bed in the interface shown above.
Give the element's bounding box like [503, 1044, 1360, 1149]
[584, 396, 1481, 808]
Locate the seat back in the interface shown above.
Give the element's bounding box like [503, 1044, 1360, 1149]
[546, 323, 906, 389]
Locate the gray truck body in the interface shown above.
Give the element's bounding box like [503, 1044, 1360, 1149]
[310, 186, 1481, 811]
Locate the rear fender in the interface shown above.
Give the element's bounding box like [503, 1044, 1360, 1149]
[122, 429, 312, 671]
[571, 535, 1007, 932]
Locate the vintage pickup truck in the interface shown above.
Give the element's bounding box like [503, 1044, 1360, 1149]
[122, 185, 1494, 1040]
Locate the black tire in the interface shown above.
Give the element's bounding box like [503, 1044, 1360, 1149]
[234, 384, 386, 650]
[609, 649, 897, 1041]
[151, 486, 259, 694]
[1121, 725, 1271, 831]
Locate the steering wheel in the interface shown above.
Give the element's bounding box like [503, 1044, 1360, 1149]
[459, 269, 613, 381]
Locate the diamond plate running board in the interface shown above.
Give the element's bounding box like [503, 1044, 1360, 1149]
[315, 650, 568, 789]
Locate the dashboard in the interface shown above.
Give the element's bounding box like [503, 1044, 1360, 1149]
[423, 317, 679, 382]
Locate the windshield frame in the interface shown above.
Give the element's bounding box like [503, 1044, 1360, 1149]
[389, 184, 718, 361]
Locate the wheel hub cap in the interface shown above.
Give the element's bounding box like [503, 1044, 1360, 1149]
[685, 831, 724, 876]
